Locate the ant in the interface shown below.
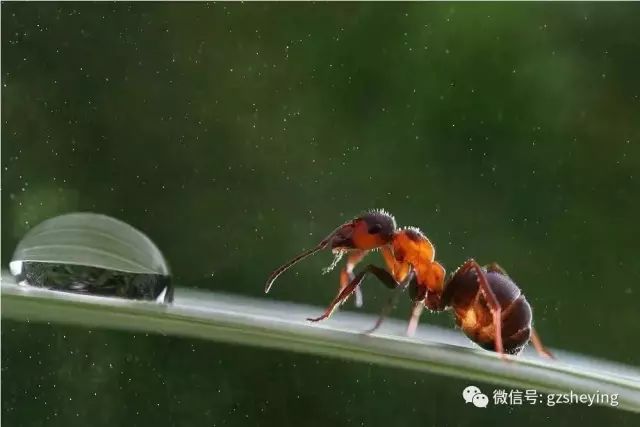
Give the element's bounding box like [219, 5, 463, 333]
[265, 209, 553, 358]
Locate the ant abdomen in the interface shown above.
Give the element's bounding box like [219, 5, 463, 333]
[443, 266, 534, 355]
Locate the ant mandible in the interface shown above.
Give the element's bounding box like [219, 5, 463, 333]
[265, 209, 552, 358]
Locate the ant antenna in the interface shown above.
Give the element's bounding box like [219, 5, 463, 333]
[264, 223, 347, 293]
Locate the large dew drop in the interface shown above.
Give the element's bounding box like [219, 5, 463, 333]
[10, 212, 173, 302]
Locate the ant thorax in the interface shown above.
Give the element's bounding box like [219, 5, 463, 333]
[392, 227, 436, 264]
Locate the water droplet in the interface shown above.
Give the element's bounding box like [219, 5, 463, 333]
[10, 213, 172, 302]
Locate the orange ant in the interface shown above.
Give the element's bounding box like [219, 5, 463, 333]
[265, 210, 552, 358]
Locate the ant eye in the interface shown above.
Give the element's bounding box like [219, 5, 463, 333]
[368, 224, 383, 234]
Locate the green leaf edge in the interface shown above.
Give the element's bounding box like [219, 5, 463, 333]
[2, 274, 639, 413]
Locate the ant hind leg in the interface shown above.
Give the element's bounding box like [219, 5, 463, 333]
[530, 327, 554, 359]
[459, 259, 505, 357]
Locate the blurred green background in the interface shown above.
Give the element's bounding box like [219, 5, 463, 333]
[2, 2, 639, 426]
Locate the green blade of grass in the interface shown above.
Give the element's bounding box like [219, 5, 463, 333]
[2, 274, 639, 412]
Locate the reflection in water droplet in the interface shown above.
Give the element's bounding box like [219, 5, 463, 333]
[14, 261, 173, 303]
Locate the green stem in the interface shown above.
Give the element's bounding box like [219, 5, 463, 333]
[2, 275, 639, 413]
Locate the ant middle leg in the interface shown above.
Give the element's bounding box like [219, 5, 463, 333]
[406, 302, 425, 337]
[406, 275, 428, 337]
[364, 267, 416, 334]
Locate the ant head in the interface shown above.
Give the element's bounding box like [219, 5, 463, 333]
[265, 209, 397, 293]
[329, 210, 397, 250]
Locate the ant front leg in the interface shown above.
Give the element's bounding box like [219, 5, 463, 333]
[339, 250, 367, 308]
[307, 264, 401, 323]
[458, 259, 505, 356]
